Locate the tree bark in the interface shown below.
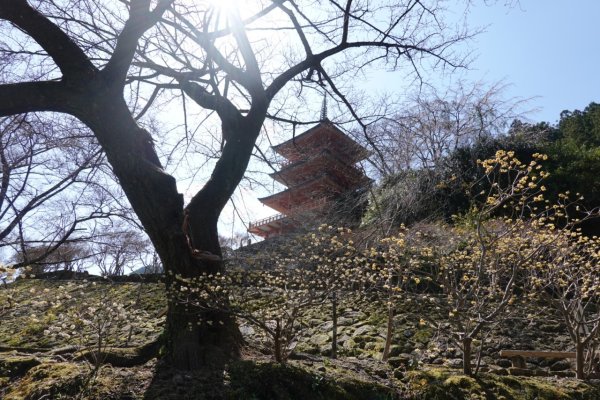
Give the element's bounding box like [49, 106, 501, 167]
[576, 341, 585, 380]
[274, 319, 283, 363]
[463, 337, 473, 376]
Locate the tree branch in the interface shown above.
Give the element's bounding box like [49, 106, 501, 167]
[0, 81, 69, 116]
[0, 0, 96, 79]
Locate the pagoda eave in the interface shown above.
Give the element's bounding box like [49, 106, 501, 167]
[259, 174, 346, 212]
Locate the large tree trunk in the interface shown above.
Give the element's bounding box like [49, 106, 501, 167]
[163, 222, 242, 370]
[77, 89, 248, 370]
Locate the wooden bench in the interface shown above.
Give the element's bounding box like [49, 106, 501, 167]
[499, 350, 576, 368]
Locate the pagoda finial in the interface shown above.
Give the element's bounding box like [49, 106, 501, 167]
[320, 92, 328, 122]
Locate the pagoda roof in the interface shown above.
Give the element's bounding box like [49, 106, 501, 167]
[272, 121, 369, 162]
[259, 173, 346, 213]
[270, 148, 369, 188]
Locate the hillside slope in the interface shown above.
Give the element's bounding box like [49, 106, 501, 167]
[1, 277, 599, 399]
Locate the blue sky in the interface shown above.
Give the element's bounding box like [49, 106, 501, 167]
[463, 1, 600, 124]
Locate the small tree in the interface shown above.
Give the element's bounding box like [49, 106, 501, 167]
[173, 265, 326, 364]
[13, 242, 91, 274]
[526, 200, 600, 380]
[419, 151, 561, 375]
[295, 226, 362, 358]
[43, 282, 150, 376]
[90, 225, 150, 276]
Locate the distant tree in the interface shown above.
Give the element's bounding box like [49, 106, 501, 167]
[12, 241, 90, 274]
[544, 103, 600, 220]
[90, 224, 150, 276]
[557, 103, 600, 147]
[362, 169, 452, 233]
[0, 114, 108, 269]
[369, 81, 527, 174]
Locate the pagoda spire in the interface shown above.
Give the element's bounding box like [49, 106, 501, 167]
[320, 92, 328, 121]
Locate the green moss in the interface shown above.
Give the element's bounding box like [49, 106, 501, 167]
[405, 368, 600, 400]
[0, 355, 40, 377]
[0, 280, 165, 349]
[3, 362, 86, 400]
[412, 327, 433, 344]
[0, 376, 9, 388]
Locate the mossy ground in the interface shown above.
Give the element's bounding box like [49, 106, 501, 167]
[404, 367, 600, 400]
[1, 278, 599, 399]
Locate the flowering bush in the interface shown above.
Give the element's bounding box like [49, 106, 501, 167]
[41, 281, 150, 372]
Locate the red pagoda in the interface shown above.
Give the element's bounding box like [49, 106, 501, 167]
[248, 116, 370, 239]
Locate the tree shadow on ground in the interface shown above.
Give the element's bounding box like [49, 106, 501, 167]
[142, 358, 397, 400]
[142, 358, 226, 400]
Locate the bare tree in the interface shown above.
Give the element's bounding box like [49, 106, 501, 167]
[90, 222, 150, 276]
[0, 0, 472, 370]
[0, 113, 112, 269]
[12, 241, 90, 274]
[369, 81, 528, 174]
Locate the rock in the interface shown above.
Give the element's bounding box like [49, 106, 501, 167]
[444, 348, 457, 358]
[310, 334, 330, 346]
[496, 359, 512, 368]
[538, 323, 563, 333]
[403, 329, 414, 338]
[364, 342, 379, 351]
[317, 366, 326, 372]
[388, 345, 402, 358]
[549, 359, 572, 372]
[343, 338, 357, 350]
[490, 368, 508, 376]
[393, 369, 404, 379]
[553, 370, 576, 378]
[401, 343, 415, 353]
[431, 358, 444, 365]
[239, 325, 255, 336]
[336, 334, 350, 345]
[374, 369, 388, 379]
[508, 367, 534, 377]
[353, 335, 366, 344]
[320, 321, 334, 331]
[352, 325, 375, 337]
[319, 345, 332, 356]
[445, 358, 463, 368]
[387, 355, 412, 369]
[0, 355, 40, 377]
